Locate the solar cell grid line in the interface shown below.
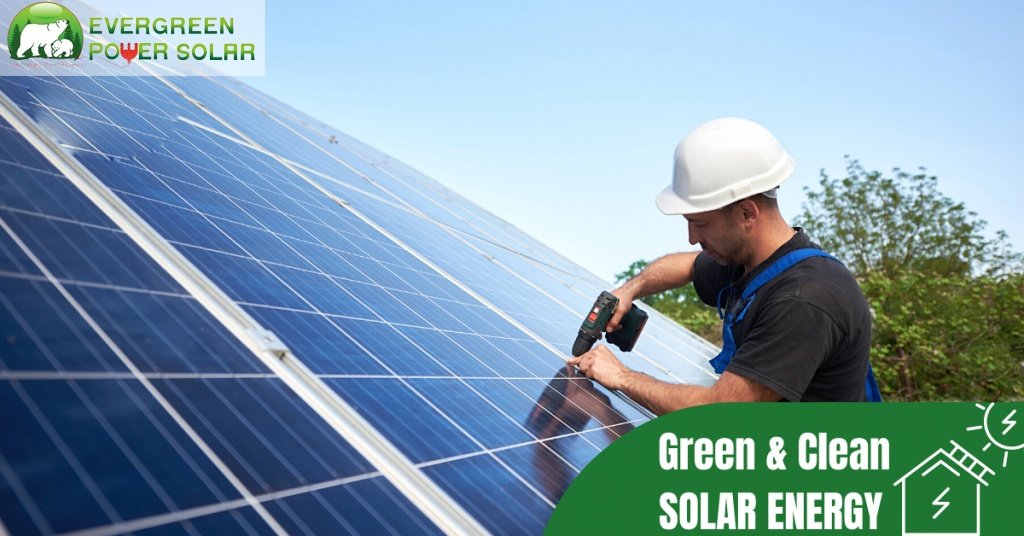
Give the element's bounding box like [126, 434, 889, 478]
[0, 94, 475, 532]
[221, 102, 509, 249]
[343, 148, 603, 287]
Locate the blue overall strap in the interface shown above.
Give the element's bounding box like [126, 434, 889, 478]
[708, 248, 882, 402]
[709, 249, 835, 374]
[738, 248, 838, 304]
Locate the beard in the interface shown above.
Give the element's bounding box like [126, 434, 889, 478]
[702, 232, 748, 267]
[703, 248, 730, 266]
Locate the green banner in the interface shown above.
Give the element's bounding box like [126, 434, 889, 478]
[548, 402, 1023, 535]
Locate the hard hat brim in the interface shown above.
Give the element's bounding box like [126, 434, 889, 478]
[655, 184, 714, 215]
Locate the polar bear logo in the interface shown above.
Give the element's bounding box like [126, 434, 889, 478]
[49, 38, 73, 58]
[16, 19, 68, 58]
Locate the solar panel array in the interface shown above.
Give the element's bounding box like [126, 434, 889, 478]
[0, 21, 718, 536]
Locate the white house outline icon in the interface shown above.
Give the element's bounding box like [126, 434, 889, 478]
[893, 441, 994, 536]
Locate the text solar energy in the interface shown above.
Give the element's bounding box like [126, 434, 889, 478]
[0, 33, 717, 536]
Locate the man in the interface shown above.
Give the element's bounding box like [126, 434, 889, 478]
[568, 118, 880, 415]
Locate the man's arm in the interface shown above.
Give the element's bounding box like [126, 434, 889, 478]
[608, 251, 700, 331]
[567, 345, 781, 415]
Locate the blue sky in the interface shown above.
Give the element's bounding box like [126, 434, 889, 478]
[246, 1, 1024, 282]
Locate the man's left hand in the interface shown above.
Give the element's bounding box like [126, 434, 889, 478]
[567, 344, 630, 390]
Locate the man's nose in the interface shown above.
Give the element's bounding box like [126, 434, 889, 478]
[687, 223, 699, 246]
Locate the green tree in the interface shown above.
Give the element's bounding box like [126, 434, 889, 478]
[797, 158, 1020, 277]
[60, 24, 72, 41]
[797, 158, 1023, 401]
[863, 270, 1024, 400]
[614, 259, 721, 344]
[9, 24, 20, 59]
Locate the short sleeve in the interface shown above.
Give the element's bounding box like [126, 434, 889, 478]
[724, 297, 842, 401]
[691, 252, 736, 307]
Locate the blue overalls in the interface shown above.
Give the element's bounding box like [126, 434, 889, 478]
[708, 248, 883, 402]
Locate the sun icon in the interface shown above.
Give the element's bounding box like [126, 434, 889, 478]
[966, 402, 1024, 468]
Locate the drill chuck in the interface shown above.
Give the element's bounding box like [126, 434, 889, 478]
[572, 331, 600, 357]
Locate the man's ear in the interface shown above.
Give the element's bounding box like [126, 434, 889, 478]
[736, 198, 760, 222]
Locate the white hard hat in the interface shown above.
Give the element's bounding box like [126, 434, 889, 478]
[655, 117, 794, 215]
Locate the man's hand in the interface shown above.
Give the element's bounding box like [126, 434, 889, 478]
[605, 285, 637, 333]
[568, 347, 783, 415]
[567, 344, 630, 390]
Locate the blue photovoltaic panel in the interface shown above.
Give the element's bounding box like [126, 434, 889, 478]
[0, 48, 718, 533]
[214, 76, 720, 380]
[0, 116, 439, 535]
[0, 73, 652, 534]
[206, 80, 718, 380]
[0, 76, 634, 535]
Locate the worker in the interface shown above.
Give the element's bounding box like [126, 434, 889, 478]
[567, 117, 881, 415]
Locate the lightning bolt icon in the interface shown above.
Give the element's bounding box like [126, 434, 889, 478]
[932, 487, 951, 519]
[1003, 409, 1018, 436]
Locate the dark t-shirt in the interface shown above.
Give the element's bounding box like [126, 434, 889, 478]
[692, 229, 872, 401]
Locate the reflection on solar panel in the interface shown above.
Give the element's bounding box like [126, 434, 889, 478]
[0, 25, 717, 536]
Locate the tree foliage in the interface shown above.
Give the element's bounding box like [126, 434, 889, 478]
[797, 158, 1021, 277]
[797, 158, 1023, 401]
[863, 270, 1023, 400]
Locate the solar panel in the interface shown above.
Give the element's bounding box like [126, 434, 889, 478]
[0, 46, 718, 535]
[0, 116, 441, 535]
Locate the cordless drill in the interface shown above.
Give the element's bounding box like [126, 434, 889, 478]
[571, 291, 648, 357]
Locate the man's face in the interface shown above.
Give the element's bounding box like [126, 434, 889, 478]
[683, 206, 748, 266]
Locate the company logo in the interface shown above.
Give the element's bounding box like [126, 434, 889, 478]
[7, 2, 83, 60]
[2, 1, 264, 76]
